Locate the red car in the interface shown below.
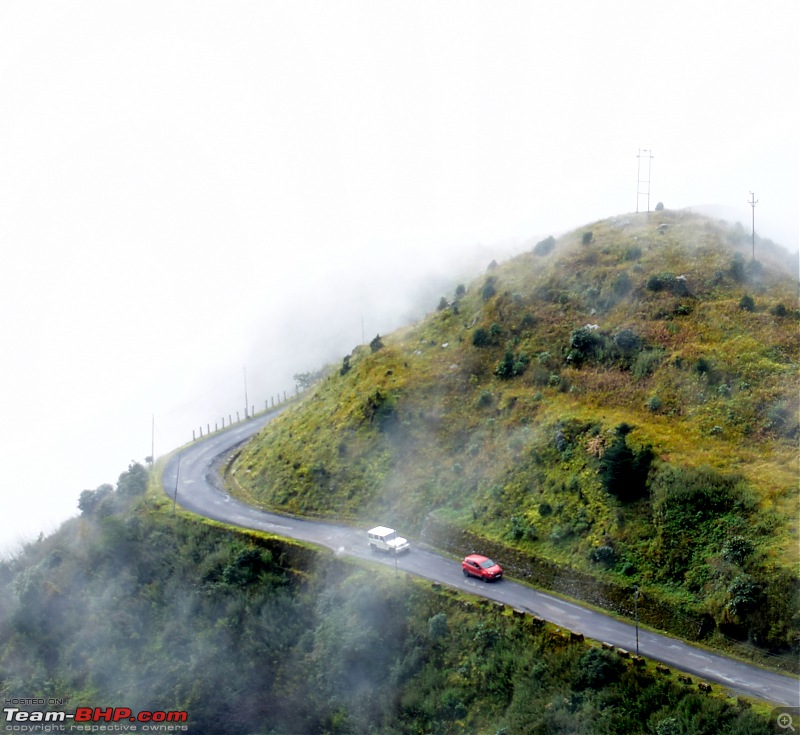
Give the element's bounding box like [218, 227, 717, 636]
[462, 554, 503, 582]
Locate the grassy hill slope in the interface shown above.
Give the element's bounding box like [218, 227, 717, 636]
[229, 209, 799, 656]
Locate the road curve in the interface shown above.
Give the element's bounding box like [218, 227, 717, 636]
[162, 409, 799, 708]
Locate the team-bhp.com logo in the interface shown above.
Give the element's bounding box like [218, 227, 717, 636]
[3, 703, 188, 732]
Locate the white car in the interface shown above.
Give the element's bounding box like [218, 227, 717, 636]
[367, 526, 411, 554]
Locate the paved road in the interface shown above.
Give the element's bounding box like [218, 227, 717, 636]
[162, 409, 799, 708]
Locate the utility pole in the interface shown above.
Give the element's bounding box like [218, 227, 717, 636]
[636, 149, 654, 213]
[243, 366, 249, 419]
[748, 192, 758, 261]
[173, 454, 181, 515]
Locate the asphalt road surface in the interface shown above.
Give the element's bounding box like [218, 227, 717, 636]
[162, 409, 799, 708]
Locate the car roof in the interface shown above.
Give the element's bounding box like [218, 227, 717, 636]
[368, 526, 395, 535]
[464, 554, 491, 563]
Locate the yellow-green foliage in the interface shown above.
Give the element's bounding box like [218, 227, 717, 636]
[230, 209, 799, 653]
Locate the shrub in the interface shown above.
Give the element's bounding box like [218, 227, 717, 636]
[428, 612, 448, 640]
[612, 271, 632, 296]
[646, 395, 662, 412]
[722, 536, 754, 566]
[370, 334, 385, 352]
[765, 400, 800, 438]
[738, 293, 756, 312]
[613, 328, 640, 354]
[481, 278, 497, 301]
[582, 231, 594, 245]
[567, 326, 603, 366]
[599, 424, 653, 502]
[647, 273, 670, 292]
[727, 575, 763, 617]
[730, 253, 746, 282]
[495, 349, 529, 379]
[533, 235, 556, 256]
[472, 327, 490, 347]
[632, 348, 664, 379]
[589, 545, 616, 566]
[573, 648, 622, 690]
[624, 245, 642, 261]
[509, 515, 538, 542]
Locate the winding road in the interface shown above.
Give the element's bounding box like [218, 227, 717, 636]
[162, 408, 799, 709]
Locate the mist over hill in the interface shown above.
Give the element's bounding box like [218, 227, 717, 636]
[229, 208, 800, 658]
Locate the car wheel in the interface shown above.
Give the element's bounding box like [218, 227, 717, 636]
[462, 568, 469, 577]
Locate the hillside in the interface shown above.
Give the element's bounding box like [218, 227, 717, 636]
[0, 481, 778, 734]
[228, 209, 799, 657]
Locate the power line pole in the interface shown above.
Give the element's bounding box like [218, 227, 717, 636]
[636, 149, 654, 213]
[748, 192, 758, 261]
[243, 366, 249, 419]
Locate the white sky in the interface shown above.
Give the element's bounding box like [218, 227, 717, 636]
[1, 1, 797, 552]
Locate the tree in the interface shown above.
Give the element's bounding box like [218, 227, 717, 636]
[599, 424, 653, 502]
[117, 462, 148, 498]
[78, 483, 114, 515]
[370, 334, 384, 353]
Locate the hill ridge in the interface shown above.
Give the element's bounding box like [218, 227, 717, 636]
[229, 208, 799, 658]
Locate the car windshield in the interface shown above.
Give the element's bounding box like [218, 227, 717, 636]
[479, 559, 496, 569]
[382, 531, 396, 542]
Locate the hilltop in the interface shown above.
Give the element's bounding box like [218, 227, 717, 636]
[228, 209, 799, 658]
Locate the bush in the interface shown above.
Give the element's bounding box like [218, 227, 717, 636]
[722, 536, 754, 566]
[613, 328, 640, 354]
[632, 348, 664, 379]
[589, 545, 616, 566]
[495, 349, 529, 379]
[612, 271, 632, 296]
[582, 231, 594, 245]
[573, 647, 622, 690]
[567, 326, 603, 366]
[370, 334, 385, 352]
[533, 235, 556, 256]
[738, 293, 756, 312]
[472, 327, 490, 347]
[481, 277, 497, 300]
[599, 424, 653, 502]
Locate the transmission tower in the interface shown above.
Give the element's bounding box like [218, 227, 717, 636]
[748, 192, 758, 261]
[636, 149, 654, 213]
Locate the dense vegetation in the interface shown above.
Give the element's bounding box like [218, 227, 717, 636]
[0, 477, 775, 734]
[228, 210, 799, 660]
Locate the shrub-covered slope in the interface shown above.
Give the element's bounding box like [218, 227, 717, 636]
[0, 488, 776, 734]
[229, 209, 799, 655]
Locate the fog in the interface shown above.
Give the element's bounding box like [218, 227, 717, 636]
[1, 1, 797, 552]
